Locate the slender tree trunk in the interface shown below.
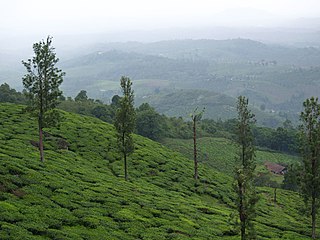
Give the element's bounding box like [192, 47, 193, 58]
[122, 132, 128, 181]
[124, 152, 128, 181]
[39, 75, 44, 162]
[193, 119, 198, 180]
[311, 185, 317, 239]
[274, 188, 277, 203]
[312, 195, 316, 239]
[239, 182, 246, 240]
[311, 154, 316, 239]
[38, 117, 44, 162]
[241, 221, 246, 240]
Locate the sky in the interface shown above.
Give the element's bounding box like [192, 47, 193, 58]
[1, 0, 320, 36]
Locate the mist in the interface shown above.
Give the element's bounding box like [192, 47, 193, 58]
[1, 0, 320, 48]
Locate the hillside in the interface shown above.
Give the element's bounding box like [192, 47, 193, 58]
[162, 137, 299, 182]
[0, 103, 313, 239]
[135, 89, 285, 127]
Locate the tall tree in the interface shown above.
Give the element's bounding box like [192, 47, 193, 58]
[114, 76, 136, 181]
[22, 36, 65, 162]
[234, 96, 258, 240]
[190, 107, 205, 180]
[300, 97, 320, 239]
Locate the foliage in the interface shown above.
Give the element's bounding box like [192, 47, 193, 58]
[22, 36, 64, 118]
[0, 83, 26, 104]
[114, 76, 136, 181]
[136, 103, 164, 141]
[253, 123, 299, 155]
[233, 96, 258, 239]
[299, 96, 320, 239]
[75, 90, 89, 102]
[282, 164, 301, 192]
[22, 36, 65, 161]
[0, 83, 300, 154]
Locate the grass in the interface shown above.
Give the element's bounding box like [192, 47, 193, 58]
[0, 103, 314, 239]
[162, 137, 298, 176]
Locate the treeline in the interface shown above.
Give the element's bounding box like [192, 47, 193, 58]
[0, 82, 299, 154]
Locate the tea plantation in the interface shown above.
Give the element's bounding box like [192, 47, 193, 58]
[162, 137, 299, 176]
[0, 103, 314, 239]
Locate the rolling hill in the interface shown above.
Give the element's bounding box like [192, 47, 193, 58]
[2, 39, 320, 126]
[0, 103, 313, 239]
[135, 89, 286, 127]
[56, 39, 320, 126]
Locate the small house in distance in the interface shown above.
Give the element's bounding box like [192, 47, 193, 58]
[264, 162, 287, 175]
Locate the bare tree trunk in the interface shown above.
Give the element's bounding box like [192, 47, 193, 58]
[312, 194, 316, 239]
[193, 119, 198, 180]
[124, 153, 128, 181]
[239, 182, 246, 240]
[274, 188, 277, 203]
[122, 131, 128, 181]
[38, 117, 44, 162]
[311, 154, 317, 239]
[241, 222, 246, 240]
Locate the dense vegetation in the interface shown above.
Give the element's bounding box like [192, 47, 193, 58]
[0, 103, 314, 239]
[0, 83, 300, 155]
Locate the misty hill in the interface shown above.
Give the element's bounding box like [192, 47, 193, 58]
[1, 38, 320, 125]
[0, 103, 312, 239]
[85, 39, 320, 66]
[59, 39, 320, 124]
[135, 89, 285, 127]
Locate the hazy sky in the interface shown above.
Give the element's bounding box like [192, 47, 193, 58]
[1, 0, 320, 36]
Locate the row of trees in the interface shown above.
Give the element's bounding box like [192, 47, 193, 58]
[19, 36, 320, 239]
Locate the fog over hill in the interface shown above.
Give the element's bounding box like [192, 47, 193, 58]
[1, 0, 320, 125]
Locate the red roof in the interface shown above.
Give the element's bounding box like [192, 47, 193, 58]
[264, 162, 287, 174]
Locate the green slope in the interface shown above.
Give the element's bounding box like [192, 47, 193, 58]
[162, 137, 299, 175]
[135, 89, 285, 127]
[0, 103, 313, 239]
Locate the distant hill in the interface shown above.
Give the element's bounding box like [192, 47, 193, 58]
[136, 89, 286, 127]
[59, 39, 320, 125]
[0, 103, 312, 239]
[1, 39, 320, 125]
[85, 39, 320, 66]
